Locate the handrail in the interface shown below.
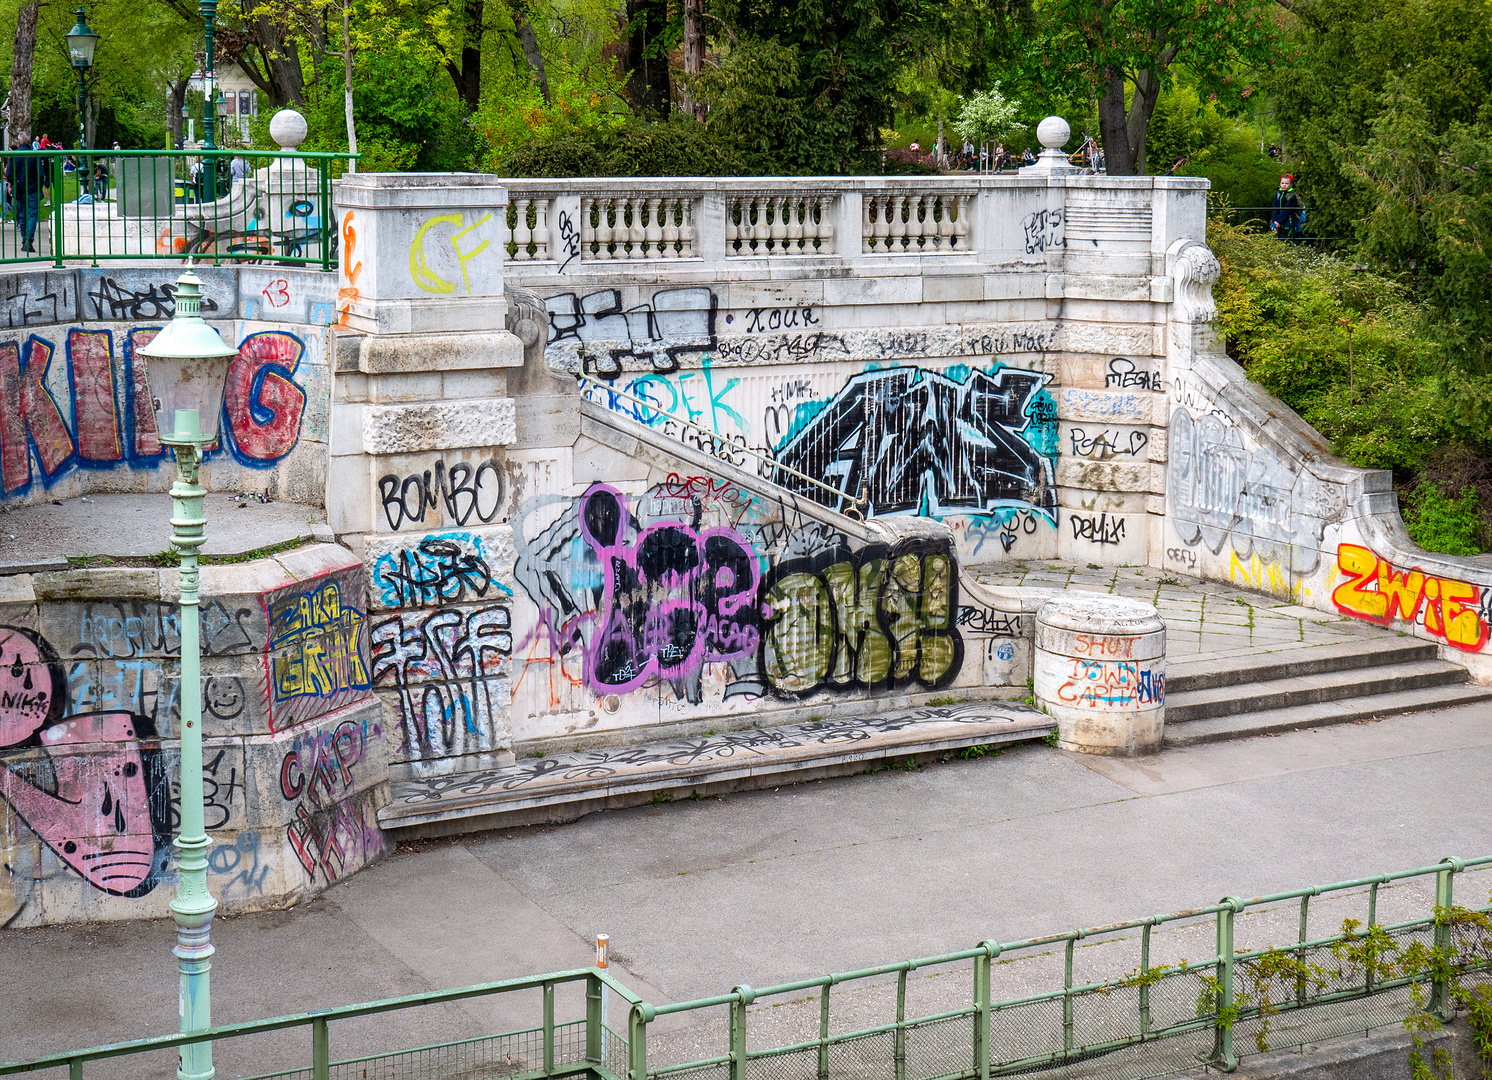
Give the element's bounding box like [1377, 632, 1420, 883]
[7, 856, 1491, 1080]
[576, 373, 869, 519]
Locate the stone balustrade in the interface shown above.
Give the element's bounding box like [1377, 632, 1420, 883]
[494, 174, 1185, 276]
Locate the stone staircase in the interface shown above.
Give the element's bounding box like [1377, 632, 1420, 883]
[1164, 637, 1492, 746]
[378, 703, 1054, 837]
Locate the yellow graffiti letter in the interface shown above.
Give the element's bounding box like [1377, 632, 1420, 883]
[450, 213, 493, 295]
[409, 214, 462, 295]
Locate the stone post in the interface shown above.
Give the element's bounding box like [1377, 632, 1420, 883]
[328, 173, 523, 543]
[1033, 595, 1165, 755]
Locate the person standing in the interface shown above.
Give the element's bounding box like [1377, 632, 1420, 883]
[6, 139, 49, 252]
[1269, 174, 1304, 239]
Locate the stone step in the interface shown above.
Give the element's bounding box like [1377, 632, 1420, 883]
[1165, 659, 1469, 723]
[1163, 682, 1492, 747]
[1166, 637, 1440, 693]
[378, 703, 1055, 836]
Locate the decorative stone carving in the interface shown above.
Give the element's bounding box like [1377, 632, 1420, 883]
[1168, 238, 1221, 324]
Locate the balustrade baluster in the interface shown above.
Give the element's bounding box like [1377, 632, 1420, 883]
[783, 197, 804, 253]
[871, 196, 890, 253]
[581, 197, 598, 259]
[513, 198, 534, 260]
[862, 197, 876, 253]
[624, 198, 644, 258]
[644, 197, 663, 257]
[677, 199, 696, 257]
[726, 198, 740, 253]
[935, 196, 953, 251]
[888, 194, 908, 252]
[770, 197, 789, 253]
[816, 197, 835, 254]
[743, 197, 760, 253]
[951, 194, 970, 249]
[660, 199, 679, 258]
[530, 198, 549, 259]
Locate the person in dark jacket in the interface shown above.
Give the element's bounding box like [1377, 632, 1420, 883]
[6, 138, 50, 252]
[1269, 174, 1304, 240]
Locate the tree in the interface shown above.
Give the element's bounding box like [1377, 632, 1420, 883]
[954, 85, 1023, 146]
[1025, 0, 1279, 174]
[8, 0, 41, 143]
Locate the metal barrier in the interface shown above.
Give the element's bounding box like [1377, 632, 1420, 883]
[4, 857, 1490, 1080]
[0, 148, 354, 269]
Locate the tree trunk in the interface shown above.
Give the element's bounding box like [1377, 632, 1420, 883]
[8, 0, 40, 145]
[625, 0, 671, 119]
[343, 3, 357, 170]
[250, 12, 307, 106]
[168, 77, 190, 148]
[444, 0, 484, 112]
[681, 0, 704, 120]
[511, 0, 550, 105]
[1097, 68, 1134, 175]
[1125, 69, 1164, 175]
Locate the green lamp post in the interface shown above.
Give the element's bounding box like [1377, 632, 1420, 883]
[65, 7, 99, 151]
[137, 264, 239, 1080]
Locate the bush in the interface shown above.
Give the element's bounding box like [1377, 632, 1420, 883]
[1403, 484, 1484, 557]
[496, 118, 754, 177]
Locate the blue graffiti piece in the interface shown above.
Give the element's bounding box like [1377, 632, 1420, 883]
[371, 531, 514, 610]
[996, 642, 1015, 661]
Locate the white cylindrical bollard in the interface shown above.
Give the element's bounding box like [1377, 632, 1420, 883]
[1033, 595, 1165, 755]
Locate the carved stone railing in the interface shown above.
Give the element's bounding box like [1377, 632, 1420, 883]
[492, 175, 1202, 279]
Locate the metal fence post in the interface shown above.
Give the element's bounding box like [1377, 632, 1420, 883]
[543, 980, 557, 1077]
[52, 154, 65, 268]
[817, 983, 830, 1080]
[976, 942, 995, 1080]
[1213, 899, 1242, 1073]
[68, 1057, 82, 1080]
[628, 1003, 653, 1080]
[1062, 936, 1076, 1058]
[312, 1016, 330, 1080]
[1432, 857, 1463, 1022]
[895, 967, 908, 1080]
[1139, 921, 1153, 1037]
[730, 986, 754, 1080]
[587, 974, 604, 1066]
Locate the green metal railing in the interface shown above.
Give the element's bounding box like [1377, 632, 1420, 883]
[4, 857, 1490, 1080]
[0, 148, 354, 269]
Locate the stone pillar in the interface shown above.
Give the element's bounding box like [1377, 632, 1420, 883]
[1033, 595, 1165, 755]
[328, 173, 524, 543]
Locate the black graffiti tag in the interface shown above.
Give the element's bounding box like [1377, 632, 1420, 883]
[379, 459, 505, 531]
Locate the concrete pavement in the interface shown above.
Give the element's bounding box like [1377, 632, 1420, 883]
[4, 701, 1492, 1079]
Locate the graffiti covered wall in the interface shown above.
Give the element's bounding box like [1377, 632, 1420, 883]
[0, 266, 336, 509]
[0, 545, 387, 927]
[508, 461, 1026, 746]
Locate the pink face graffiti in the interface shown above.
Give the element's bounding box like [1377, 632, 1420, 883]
[0, 625, 162, 898]
[2, 712, 157, 894]
[0, 626, 57, 746]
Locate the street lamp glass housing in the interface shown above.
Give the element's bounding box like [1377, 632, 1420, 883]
[214, 91, 229, 117]
[66, 8, 98, 70]
[137, 267, 237, 445]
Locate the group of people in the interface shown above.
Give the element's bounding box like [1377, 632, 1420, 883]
[949, 139, 1037, 171]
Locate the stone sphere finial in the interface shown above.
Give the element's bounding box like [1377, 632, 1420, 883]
[1037, 116, 1071, 150]
[269, 109, 308, 150]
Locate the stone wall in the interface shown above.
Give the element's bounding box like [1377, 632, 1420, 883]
[0, 544, 386, 928]
[0, 266, 337, 509]
[499, 175, 1197, 572]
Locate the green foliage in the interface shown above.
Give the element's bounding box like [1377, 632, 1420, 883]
[1266, 0, 1492, 369]
[953, 86, 1023, 146]
[497, 117, 751, 176]
[1145, 86, 1280, 207]
[1402, 485, 1484, 558]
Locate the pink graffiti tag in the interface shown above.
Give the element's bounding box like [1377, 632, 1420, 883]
[580, 484, 761, 694]
[0, 626, 159, 897]
[224, 331, 308, 464]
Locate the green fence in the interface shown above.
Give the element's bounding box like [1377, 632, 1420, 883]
[4, 857, 1491, 1080]
[0, 148, 353, 269]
